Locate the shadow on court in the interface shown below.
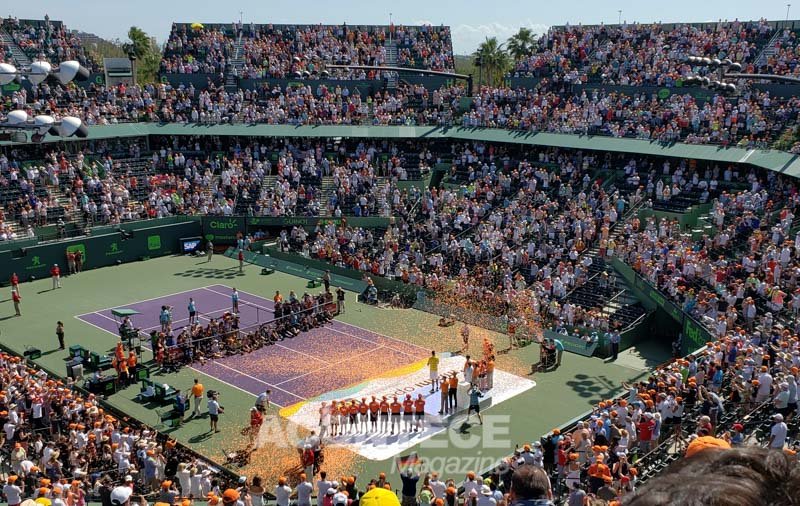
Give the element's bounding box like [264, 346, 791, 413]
[172, 267, 245, 280]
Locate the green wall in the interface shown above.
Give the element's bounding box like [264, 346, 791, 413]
[1, 221, 201, 283]
[201, 216, 391, 244]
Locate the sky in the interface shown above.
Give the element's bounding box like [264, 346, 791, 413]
[6, 0, 795, 54]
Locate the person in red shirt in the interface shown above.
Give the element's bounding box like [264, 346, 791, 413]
[238, 249, 245, 273]
[358, 398, 369, 433]
[10, 272, 19, 294]
[390, 397, 402, 434]
[402, 394, 414, 432]
[66, 250, 76, 275]
[414, 394, 426, 432]
[380, 396, 390, 433]
[50, 264, 61, 290]
[12, 289, 21, 316]
[369, 396, 380, 432]
[637, 414, 656, 454]
[249, 407, 263, 442]
[348, 401, 358, 434]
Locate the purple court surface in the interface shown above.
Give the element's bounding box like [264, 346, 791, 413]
[76, 284, 429, 406]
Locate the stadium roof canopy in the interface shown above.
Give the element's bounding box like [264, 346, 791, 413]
[10, 123, 800, 178]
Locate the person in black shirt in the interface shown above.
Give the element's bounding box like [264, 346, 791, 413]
[336, 287, 346, 314]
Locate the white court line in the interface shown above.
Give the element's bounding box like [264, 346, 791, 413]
[138, 306, 233, 332]
[90, 311, 305, 402]
[205, 360, 306, 401]
[75, 286, 207, 318]
[85, 308, 313, 402]
[202, 286, 273, 312]
[272, 342, 328, 364]
[274, 345, 386, 387]
[208, 284, 430, 353]
[325, 326, 424, 359]
[72, 312, 283, 406]
[204, 286, 419, 356]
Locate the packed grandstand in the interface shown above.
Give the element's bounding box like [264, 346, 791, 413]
[1, 11, 800, 506]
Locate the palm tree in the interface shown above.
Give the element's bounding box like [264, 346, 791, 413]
[125, 27, 153, 59]
[507, 28, 537, 61]
[474, 37, 510, 86]
[123, 26, 162, 84]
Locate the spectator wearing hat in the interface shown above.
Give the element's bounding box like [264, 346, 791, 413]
[476, 485, 496, 506]
[50, 264, 61, 290]
[295, 474, 313, 506]
[158, 480, 179, 505]
[222, 488, 244, 506]
[4, 475, 23, 506]
[768, 414, 788, 449]
[274, 477, 291, 506]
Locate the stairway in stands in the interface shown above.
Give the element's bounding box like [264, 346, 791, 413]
[564, 198, 649, 329]
[754, 28, 783, 69]
[0, 29, 32, 67]
[225, 33, 245, 92]
[384, 42, 399, 90]
[316, 176, 337, 217]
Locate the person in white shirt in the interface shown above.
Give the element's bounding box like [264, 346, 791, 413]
[316, 471, 334, 499]
[3, 476, 22, 506]
[429, 473, 446, 499]
[769, 413, 788, 449]
[295, 474, 313, 506]
[477, 485, 497, 506]
[274, 477, 292, 506]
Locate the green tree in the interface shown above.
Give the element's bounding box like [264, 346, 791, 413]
[506, 28, 537, 61]
[474, 37, 510, 87]
[123, 26, 162, 84]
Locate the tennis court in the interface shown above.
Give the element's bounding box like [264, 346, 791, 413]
[76, 284, 430, 407]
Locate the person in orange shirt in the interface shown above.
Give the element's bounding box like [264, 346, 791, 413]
[358, 398, 369, 433]
[339, 401, 349, 436]
[190, 379, 204, 417]
[127, 351, 138, 384]
[448, 373, 459, 411]
[402, 394, 414, 432]
[380, 396, 390, 432]
[439, 376, 450, 415]
[486, 357, 496, 390]
[330, 401, 340, 437]
[389, 397, 402, 434]
[115, 341, 126, 364]
[348, 401, 359, 434]
[369, 396, 380, 432]
[414, 394, 426, 432]
[118, 357, 129, 386]
[274, 291, 283, 303]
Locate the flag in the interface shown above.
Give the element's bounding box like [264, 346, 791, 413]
[395, 452, 419, 471]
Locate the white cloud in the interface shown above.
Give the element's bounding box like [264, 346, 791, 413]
[450, 20, 549, 55]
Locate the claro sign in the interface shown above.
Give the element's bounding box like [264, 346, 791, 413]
[202, 217, 245, 244]
[209, 219, 238, 229]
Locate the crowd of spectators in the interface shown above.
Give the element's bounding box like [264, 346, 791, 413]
[461, 82, 800, 148]
[1, 16, 98, 71]
[0, 350, 244, 505]
[620, 189, 800, 338]
[7, 75, 800, 149]
[161, 22, 453, 79]
[510, 19, 780, 83]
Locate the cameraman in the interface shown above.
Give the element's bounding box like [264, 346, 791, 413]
[207, 391, 224, 433]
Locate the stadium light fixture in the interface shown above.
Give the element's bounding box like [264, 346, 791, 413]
[0, 60, 90, 86]
[0, 110, 88, 143]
